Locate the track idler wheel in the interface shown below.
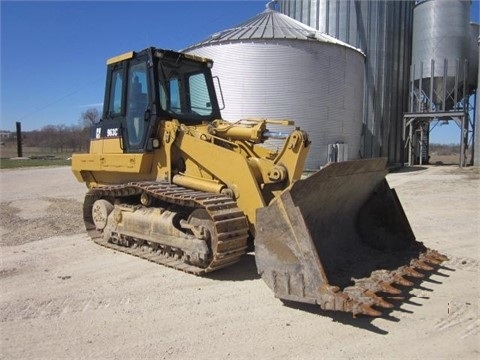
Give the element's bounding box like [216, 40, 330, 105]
[91, 199, 114, 230]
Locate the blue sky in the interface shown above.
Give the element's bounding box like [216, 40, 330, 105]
[1, 0, 479, 145]
[0, 0, 264, 131]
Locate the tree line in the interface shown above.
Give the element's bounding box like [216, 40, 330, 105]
[9, 108, 100, 153]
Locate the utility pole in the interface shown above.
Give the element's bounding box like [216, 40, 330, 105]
[16, 122, 23, 158]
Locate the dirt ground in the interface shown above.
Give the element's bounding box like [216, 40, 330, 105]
[0, 165, 478, 360]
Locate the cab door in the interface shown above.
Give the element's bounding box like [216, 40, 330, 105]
[96, 54, 152, 154]
[124, 59, 151, 152]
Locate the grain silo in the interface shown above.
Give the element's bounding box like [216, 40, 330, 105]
[277, 0, 415, 164]
[468, 22, 479, 92]
[411, 0, 472, 110]
[183, 5, 365, 169]
[404, 0, 478, 167]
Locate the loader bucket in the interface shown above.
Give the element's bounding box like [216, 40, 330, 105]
[255, 158, 447, 316]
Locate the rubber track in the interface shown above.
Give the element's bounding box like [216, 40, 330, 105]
[83, 181, 249, 275]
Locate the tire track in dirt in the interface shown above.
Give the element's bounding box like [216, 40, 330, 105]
[433, 300, 479, 339]
[428, 255, 479, 340]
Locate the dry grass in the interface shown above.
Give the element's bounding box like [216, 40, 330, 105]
[0, 143, 71, 169]
[429, 144, 473, 165]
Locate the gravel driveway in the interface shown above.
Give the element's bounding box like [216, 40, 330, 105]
[0, 165, 478, 359]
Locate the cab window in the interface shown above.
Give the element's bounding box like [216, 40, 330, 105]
[108, 69, 124, 115]
[189, 73, 212, 116]
[126, 62, 149, 147]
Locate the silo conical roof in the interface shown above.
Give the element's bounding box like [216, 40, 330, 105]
[186, 6, 363, 54]
[183, 4, 366, 168]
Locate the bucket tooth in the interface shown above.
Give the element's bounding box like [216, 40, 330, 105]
[402, 266, 425, 278]
[369, 270, 411, 288]
[344, 287, 383, 316]
[365, 290, 394, 309]
[422, 249, 449, 264]
[344, 286, 392, 310]
[423, 256, 442, 265]
[343, 286, 374, 304]
[427, 249, 449, 262]
[392, 274, 414, 287]
[378, 281, 402, 295]
[353, 303, 382, 317]
[361, 273, 402, 295]
[411, 259, 434, 271]
[420, 253, 442, 265]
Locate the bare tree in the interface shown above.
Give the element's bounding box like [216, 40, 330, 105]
[18, 108, 101, 154]
[23, 124, 90, 153]
[80, 108, 101, 128]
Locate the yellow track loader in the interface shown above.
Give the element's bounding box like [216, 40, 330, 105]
[72, 47, 447, 316]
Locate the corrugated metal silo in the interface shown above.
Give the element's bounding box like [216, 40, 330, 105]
[277, 0, 415, 164]
[411, 0, 472, 110]
[183, 7, 365, 169]
[469, 22, 479, 90]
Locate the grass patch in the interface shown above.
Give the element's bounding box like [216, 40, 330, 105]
[0, 144, 74, 169]
[0, 158, 71, 169]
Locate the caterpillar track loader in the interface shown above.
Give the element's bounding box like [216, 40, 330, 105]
[72, 47, 447, 317]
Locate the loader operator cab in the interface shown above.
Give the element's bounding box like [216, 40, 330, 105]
[100, 47, 221, 153]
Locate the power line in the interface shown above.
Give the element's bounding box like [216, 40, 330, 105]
[17, 77, 103, 121]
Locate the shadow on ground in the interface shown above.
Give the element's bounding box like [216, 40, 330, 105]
[208, 254, 454, 334]
[206, 253, 260, 282]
